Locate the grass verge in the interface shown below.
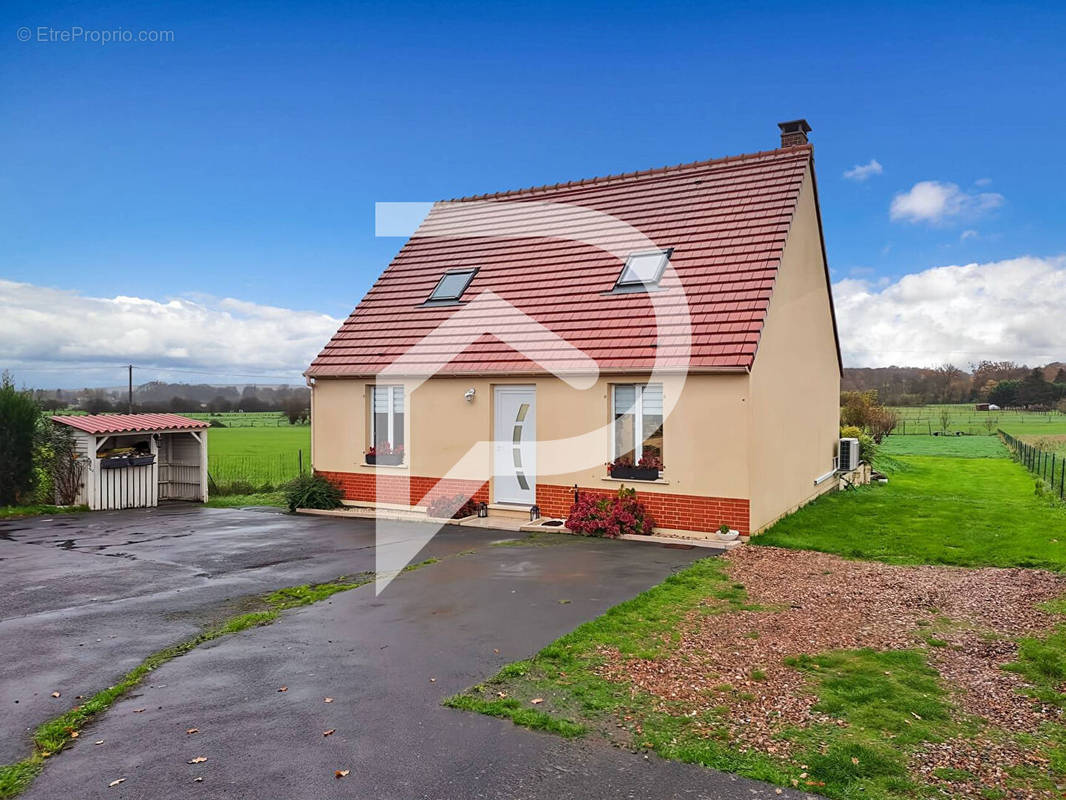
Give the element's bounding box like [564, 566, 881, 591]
[0, 559, 437, 799]
[0, 504, 87, 520]
[205, 491, 286, 509]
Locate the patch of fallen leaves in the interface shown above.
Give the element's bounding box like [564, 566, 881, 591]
[598, 546, 1066, 791]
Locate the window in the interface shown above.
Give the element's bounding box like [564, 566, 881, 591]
[427, 268, 477, 303]
[612, 384, 664, 464]
[370, 384, 405, 452]
[615, 249, 671, 289]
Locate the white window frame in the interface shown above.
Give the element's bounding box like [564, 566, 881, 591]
[370, 384, 404, 449]
[611, 383, 662, 462]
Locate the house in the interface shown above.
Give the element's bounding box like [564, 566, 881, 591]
[51, 413, 209, 510]
[306, 120, 842, 537]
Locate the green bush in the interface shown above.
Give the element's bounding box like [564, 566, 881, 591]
[0, 373, 42, 505]
[284, 473, 343, 512]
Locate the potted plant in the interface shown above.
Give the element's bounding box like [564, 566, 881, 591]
[366, 442, 404, 466]
[607, 450, 662, 481]
[715, 523, 740, 541]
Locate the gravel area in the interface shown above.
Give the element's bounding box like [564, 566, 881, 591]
[601, 546, 1066, 795]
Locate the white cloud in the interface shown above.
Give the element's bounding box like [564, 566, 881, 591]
[960, 229, 978, 241]
[890, 181, 1004, 224]
[843, 159, 883, 181]
[833, 256, 1066, 367]
[0, 280, 342, 382]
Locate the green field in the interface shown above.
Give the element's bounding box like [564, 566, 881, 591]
[890, 403, 1066, 437]
[184, 411, 298, 428]
[207, 425, 310, 458]
[879, 432, 1008, 458]
[205, 424, 310, 490]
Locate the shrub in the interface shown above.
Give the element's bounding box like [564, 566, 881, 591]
[0, 373, 42, 506]
[284, 474, 343, 512]
[426, 493, 478, 519]
[41, 423, 86, 505]
[565, 486, 654, 538]
[208, 419, 227, 428]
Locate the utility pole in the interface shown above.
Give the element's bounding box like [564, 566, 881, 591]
[128, 365, 133, 414]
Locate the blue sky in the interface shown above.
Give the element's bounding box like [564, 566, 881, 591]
[2, 0, 1065, 386]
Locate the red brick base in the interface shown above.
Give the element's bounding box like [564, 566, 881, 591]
[316, 470, 489, 508]
[316, 470, 749, 536]
[534, 484, 749, 536]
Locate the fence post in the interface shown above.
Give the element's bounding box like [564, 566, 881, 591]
[299, 449, 304, 476]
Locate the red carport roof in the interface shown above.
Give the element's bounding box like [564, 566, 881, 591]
[308, 144, 821, 377]
[51, 413, 209, 435]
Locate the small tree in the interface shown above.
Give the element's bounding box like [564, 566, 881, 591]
[0, 372, 42, 506]
[938, 407, 951, 433]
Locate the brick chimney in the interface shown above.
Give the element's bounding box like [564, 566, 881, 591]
[778, 119, 811, 147]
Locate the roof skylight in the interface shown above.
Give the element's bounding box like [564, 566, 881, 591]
[427, 268, 477, 303]
[616, 249, 671, 289]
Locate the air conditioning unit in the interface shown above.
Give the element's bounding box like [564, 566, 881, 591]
[839, 437, 860, 471]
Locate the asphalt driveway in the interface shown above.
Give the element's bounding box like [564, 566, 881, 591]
[0, 506, 807, 799]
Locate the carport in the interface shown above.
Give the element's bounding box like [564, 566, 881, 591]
[51, 413, 210, 510]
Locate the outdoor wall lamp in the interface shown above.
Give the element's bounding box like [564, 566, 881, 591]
[529, 505, 541, 521]
[477, 501, 488, 518]
[464, 388, 476, 402]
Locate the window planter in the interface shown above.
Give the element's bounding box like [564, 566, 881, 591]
[366, 453, 403, 466]
[101, 454, 156, 469]
[608, 465, 660, 481]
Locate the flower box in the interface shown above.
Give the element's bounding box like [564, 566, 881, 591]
[100, 455, 155, 469]
[366, 453, 403, 466]
[608, 465, 660, 481]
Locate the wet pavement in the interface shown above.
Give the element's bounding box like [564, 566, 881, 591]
[0, 505, 808, 799]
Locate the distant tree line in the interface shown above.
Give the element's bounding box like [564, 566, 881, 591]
[842, 361, 1066, 409]
[31, 381, 311, 418]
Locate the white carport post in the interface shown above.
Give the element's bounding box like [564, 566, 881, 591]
[189, 430, 209, 502]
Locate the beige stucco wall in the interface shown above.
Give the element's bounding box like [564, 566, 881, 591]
[746, 164, 841, 532]
[311, 372, 751, 501]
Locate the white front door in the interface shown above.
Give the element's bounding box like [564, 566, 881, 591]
[493, 386, 536, 505]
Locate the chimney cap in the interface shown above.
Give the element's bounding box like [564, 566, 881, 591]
[777, 119, 812, 134]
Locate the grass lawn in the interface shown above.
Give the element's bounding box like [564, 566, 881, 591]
[756, 455, 1066, 570]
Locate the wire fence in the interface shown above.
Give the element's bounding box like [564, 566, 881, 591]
[207, 451, 305, 493]
[1000, 431, 1066, 501]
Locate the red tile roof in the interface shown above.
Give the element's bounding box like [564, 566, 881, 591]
[308, 144, 826, 377]
[51, 413, 209, 435]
